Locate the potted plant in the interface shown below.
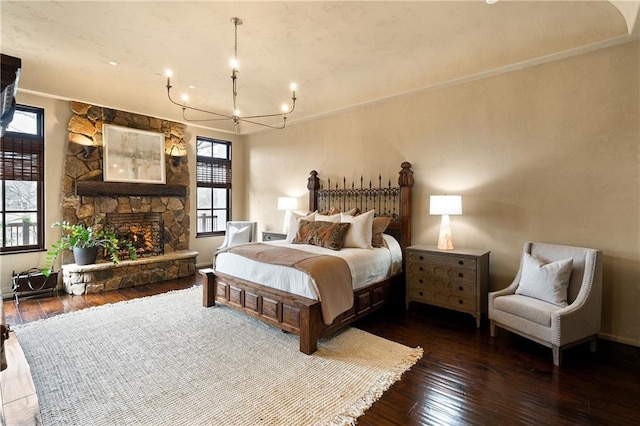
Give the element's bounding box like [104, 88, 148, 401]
[42, 219, 137, 276]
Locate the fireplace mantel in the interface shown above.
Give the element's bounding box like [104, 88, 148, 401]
[76, 181, 187, 197]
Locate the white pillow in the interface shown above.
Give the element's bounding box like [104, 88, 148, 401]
[314, 212, 341, 223]
[340, 209, 374, 249]
[286, 211, 316, 242]
[516, 253, 573, 306]
[227, 224, 252, 248]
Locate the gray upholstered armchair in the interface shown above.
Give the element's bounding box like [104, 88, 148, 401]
[488, 242, 603, 366]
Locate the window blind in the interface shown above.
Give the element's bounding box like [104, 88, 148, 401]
[0, 134, 44, 181]
[196, 157, 231, 188]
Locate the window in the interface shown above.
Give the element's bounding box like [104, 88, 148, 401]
[1, 105, 45, 253]
[196, 137, 231, 236]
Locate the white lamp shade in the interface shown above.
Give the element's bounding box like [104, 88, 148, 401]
[429, 195, 462, 215]
[277, 197, 297, 211]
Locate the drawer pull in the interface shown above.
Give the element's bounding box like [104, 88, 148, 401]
[458, 272, 464, 278]
[458, 286, 463, 291]
[458, 299, 463, 305]
[419, 291, 424, 296]
[419, 267, 424, 272]
[419, 255, 424, 260]
[458, 260, 464, 265]
[419, 279, 424, 284]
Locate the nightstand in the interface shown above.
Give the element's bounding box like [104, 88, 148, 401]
[262, 231, 287, 241]
[406, 245, 490, 328]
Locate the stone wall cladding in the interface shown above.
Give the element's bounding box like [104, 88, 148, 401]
[61, 102, 190, 265]
[58, 102, 196, 294]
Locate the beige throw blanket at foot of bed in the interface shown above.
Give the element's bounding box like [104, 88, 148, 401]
[224, 243, 354, 325]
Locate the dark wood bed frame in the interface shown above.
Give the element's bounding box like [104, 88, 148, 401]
[201, 162, 414, 354]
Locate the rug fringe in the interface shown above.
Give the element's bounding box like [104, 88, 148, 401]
[326, 346, 424, 426]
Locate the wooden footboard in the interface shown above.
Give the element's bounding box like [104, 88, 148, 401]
[200, 268, 398, 354]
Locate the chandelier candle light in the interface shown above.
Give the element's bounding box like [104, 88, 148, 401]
[165, 17, 297, 133]
[429, 195, 462, 250]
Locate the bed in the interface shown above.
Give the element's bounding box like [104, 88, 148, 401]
[200, 162, 414, 354]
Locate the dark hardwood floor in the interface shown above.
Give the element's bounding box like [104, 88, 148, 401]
[3, 277, 197, 326]
[4, 274, 639, 425]
[356, 305, 640, 425]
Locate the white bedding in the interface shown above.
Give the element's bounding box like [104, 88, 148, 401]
[214, 234, 403, 301]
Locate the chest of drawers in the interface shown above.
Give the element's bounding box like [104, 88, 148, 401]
[405, 245, 490, 327]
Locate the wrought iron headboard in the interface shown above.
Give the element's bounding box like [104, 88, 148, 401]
[307, 162, 414, 250]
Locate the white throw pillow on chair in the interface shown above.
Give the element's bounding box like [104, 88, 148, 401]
[516, 253, 573, 307]
[227, 224, 252, 248]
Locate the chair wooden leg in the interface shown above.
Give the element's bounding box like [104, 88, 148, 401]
[552, 345, 562, 367]
[590, 336, 598, 353]
[490, 321, 496, 337]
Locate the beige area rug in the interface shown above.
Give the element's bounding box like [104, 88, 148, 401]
[14, 287, 422, 425]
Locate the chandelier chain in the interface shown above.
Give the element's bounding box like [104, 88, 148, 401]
[232, 18, 240, 114]
[234, 19, 239, 61]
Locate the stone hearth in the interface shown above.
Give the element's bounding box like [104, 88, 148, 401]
[62, 251, 198, 295]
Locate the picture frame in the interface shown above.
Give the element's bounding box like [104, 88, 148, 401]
[103, 124, 166, 184]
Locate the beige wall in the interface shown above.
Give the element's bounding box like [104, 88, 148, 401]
[245, 41, 640, 346]
[2, 41, 637, 347]
[0, 94, 243, 295]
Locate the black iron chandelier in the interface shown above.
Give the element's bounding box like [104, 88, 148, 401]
[165, 17, 297, 133]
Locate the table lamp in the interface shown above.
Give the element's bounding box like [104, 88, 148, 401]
[277, 197, 298, 233]
[429, 195, 462, 250]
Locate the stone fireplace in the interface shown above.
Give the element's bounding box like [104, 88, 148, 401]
[59, 102, 197, 294]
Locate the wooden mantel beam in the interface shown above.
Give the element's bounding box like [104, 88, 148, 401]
[76, 181, 187, 197]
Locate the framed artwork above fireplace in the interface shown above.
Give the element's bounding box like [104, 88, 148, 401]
[103, 124, 166, 184]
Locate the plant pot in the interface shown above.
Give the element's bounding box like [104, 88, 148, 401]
[73, 246, 99, 266]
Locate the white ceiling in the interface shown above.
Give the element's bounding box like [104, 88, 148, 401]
[2, 1, 638, 134]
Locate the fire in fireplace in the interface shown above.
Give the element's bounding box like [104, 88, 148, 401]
[107, 213, 164, 259]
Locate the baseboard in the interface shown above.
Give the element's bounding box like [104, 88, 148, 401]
[599, 332, 640, 348]
[196, 262, 213, 268]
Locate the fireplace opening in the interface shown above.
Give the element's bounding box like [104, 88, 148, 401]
[107, 213, 164, 259]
